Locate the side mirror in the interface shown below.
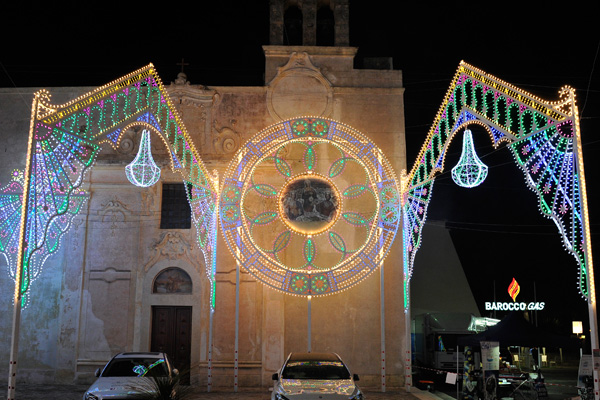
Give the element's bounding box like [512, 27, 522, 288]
[272, 373, 279, 381]
[353, 374, 360, 381]
[95, 368, 101, 377]
[172, 368, 179, 376]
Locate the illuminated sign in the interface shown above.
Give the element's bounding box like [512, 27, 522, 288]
[508, 277, 520, 301]
[484, 278, 545, 311]
[484, 301, 545, 311]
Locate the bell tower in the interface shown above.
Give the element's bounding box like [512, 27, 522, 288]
[269, 0, 349, 47]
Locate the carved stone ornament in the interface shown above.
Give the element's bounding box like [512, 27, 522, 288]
[70, 216, 85, 252]
[213, 119, 240, 154]
[144, 231, 201, 272]
[167, 81, 215, 109]
[140, 185, 157, 216]
[172, 72, 190, 86]
[98, 196, 131, 237]
[266, 52, 333, 120]
[116, 129, 136, 155]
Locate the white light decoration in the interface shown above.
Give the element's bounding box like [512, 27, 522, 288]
[5, 65, 222, 398]
[125, 129, 161, 187]
[451, 129, 488, 188]
[219, 116, 401, 297]
[402, 61, 595, 310]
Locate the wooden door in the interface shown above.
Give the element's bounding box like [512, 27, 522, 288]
[151, 306, 192, 384]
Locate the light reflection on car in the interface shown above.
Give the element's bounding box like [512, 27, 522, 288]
[271, 352, 364, 400]
[82, 351, 178, 400]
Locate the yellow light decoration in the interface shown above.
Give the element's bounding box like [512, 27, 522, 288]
[11, 64, 220, 310]
[402, 61, 596, 311]
[219, 116, 401, 297]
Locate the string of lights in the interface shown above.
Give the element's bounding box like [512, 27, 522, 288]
[1, 62, 594, 317]
[220, 116, 401, 297]
[3, 64, 220, 310]
[402, 61, 594, 310]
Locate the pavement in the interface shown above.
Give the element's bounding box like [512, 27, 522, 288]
[1, 384, 437, 400]
[415, 366, 581, 400]
[0, 366, 581, 400]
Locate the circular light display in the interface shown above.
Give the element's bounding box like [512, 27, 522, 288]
[219, 117, 400, 296]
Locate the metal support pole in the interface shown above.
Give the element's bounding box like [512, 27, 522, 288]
[380, 263, 386, 392]
[405, 284, 412, 392]
[207, 309, 213, 392]
[7, 297, 22, 400]
[7, 91, 39, 400]
[571, 89, 599, 400]
[234, 261, 240, 392]
[456, 346, 460, 400]
[207, 170, 218, 392]
[307, 296, 312, 353]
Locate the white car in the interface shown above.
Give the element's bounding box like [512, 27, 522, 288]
[83, 352, 179, 399]
[271, 352, 364, 400]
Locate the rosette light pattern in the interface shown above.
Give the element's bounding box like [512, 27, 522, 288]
[125, 129, 161, 187]
[220, 117, 401, 297]
[451, 129, 488, 188]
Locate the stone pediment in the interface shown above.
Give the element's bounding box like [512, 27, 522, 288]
[275, 51, 324, 75]
[144, 231, 201, 271]
[266, 52, 333, 120]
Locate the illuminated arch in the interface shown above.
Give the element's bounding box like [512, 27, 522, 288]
[1, 60, 597, 399]
[4, 65, 219, 310]
[2, 61, 594, 320]
[402, 61, 594, 310]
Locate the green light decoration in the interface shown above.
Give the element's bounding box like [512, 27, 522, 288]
[451, 129, 488, 188]
[8, 65, 220, 311]
[303, 238, 315, 266]
[402, 61, 595, 311]
[125, 129, 161, 187]
[0, 169, 88, 308]
[220, 117, 401, 296]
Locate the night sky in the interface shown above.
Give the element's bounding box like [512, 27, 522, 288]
[2, 1, 599, 338]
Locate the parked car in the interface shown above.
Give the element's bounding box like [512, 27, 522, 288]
[271, 352, 364, 400]
[83, 351, 179, 400]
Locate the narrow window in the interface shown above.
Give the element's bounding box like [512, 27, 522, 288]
[160, 183, 191, 229]
[317, 6, 334, 46]
[284, 6, 303, 45]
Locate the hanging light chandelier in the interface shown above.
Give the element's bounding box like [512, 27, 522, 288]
[125, 129, 161, 187]
[451, 129, 488, 188]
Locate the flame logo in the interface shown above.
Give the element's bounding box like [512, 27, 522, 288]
[508, 278, 520, 302]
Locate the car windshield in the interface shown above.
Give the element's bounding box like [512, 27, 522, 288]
[102, 358, 168, 377]
[281, 360, 350, 380]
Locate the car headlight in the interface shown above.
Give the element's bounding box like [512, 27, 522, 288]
[350, 388, 364, 400]
[83, 393, 99, 400]
[275, 393, 290, 400]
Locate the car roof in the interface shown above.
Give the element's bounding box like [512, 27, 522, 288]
[113, 352, 165, 359]
[287, 352, 342, 362]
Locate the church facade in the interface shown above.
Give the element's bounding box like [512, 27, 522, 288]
[0, 0, 415, 389]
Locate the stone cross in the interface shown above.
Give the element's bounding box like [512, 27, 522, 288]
[177, 58, 189, 73]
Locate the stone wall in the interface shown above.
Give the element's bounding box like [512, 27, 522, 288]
[0, 43, 407, 388]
